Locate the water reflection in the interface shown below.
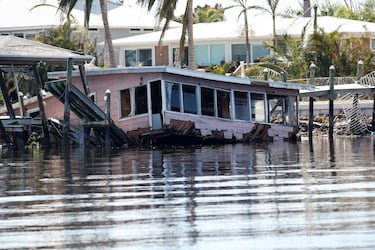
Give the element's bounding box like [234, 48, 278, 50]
[0, 137, 375, 249]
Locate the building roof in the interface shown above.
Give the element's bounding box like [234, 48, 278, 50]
[0, 35, 92, 65]
[111, 15, 375, 47]
[49, 66, 314, 91]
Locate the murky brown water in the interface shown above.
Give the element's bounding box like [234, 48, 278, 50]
[0, 137, 375, 249]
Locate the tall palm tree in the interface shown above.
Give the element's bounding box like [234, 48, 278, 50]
[137, 0, 195, 70]
[58, 0, 117, 68]
[228, 0, 256, 66]
[256, 0, 280, 47]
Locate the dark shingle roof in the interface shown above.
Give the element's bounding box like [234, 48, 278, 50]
[0, 35, 92, 65]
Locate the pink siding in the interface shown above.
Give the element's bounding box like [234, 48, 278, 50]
[41, 70, 298, 142]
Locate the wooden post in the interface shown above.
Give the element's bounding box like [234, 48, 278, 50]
[281, 71, 287, 82]
[0, 116, 12, 148]
[309, 97, 314, 140]
[263, 68, 269, 81]
[78, 64, 90, 96]
[308, 63, 316, 145]
[0, 71, 16, 120]
[105, 89, 111, 151]
[63, 58, 73, 150]
[356, 60, 364, 81]
[33, 64, 50, 147]
[329, 65, 335, 139]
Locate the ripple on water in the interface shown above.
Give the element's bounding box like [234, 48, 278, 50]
[0, 137, 375, 249]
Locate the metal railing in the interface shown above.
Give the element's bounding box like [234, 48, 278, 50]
[340, 92, 369, 134]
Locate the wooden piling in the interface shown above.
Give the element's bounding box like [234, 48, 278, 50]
[105, 89, 111, 151]
[308, 63, 316, 145]
[263, 68, 269, 80]
[33, 64, 50, 147]
[78, 64, 90, 96]
[63, 58, 73, 149]
[309, 97, 314, 139]
[329, 65, 335, 139]
[0, 71, 16, 120]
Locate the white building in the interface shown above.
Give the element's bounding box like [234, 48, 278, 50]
[110, 15, 375, 68]
[0, 0, 180, 64]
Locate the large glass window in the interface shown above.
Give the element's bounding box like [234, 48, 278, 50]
[173, 47, 188, 67]
[183, 85, 197, 114]
[165, 82, 181, 112]
[201, 87, 215, 116]
[234, 91, 250, 121]
[251, 93, 266, 122]
[125, 48, 152, 67]
[125, 50, 136, 67]
[135, 85, 148, 115]
[252, 44, 270, 62]
[268, 95, 294, 125]
[120, 89, 131, 118]
[231, 44, 246, 62]
[217, 90, 230, 119]
[139, 49, 152, 66]
[195, 45, 209, 67]
[194, 44, 225, 67]
[210, 44, 225, 65]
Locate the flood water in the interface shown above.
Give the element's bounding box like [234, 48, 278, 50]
[0, 136, 375, 249]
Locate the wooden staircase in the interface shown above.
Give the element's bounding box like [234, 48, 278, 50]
[45, 79, 135, 148]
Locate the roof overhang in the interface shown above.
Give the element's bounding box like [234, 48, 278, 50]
[0, 35, 92, 66]
[49, 66, 314, 92]
[300, 83, 375, 98]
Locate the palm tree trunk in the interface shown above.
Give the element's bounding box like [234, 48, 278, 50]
[303, 0, 311, 17]
[100, 0, 117, 68]
[243, 9, 251, 66]
[187, 0, 196, 70]
[272, 15, 276, 47]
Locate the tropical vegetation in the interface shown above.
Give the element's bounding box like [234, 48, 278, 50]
[57, 0, 117, 68]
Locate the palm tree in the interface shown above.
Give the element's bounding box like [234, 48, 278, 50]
[58, 0, 117, 68]
[192, 4, 225, 23]
[137, 0, 195, 70]
[228, 0, 257, 66]
[255, 0, 280, 47]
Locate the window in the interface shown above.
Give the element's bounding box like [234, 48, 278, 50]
[234, 91, 250, 121]
[139, 49, 152, 66]
[119, 85, 148, 118]
[252, 44, 270, 62]
[195, 44, 225, 67]
[268, 95, 294, 125]
[120, 89, 131, 118]
[371, 39, 375, 51]
[165, 82, 181, 112]
[201, 87, 215, 116]
[251, 93, 266, 122]
[14, 33, 24, 38]
[173, 47, 188, 67]
[195, 45, 209, 67]
[210, 44, 225, 65]
[25, 33, 36, 40]
[183, 85, 197, 114]
[231, 44, 246, 62]
[217, 90, 230, 119]
[135, 85, 148, 115]
[125, 49, 152, 67]
[125, 50, 136, 67]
